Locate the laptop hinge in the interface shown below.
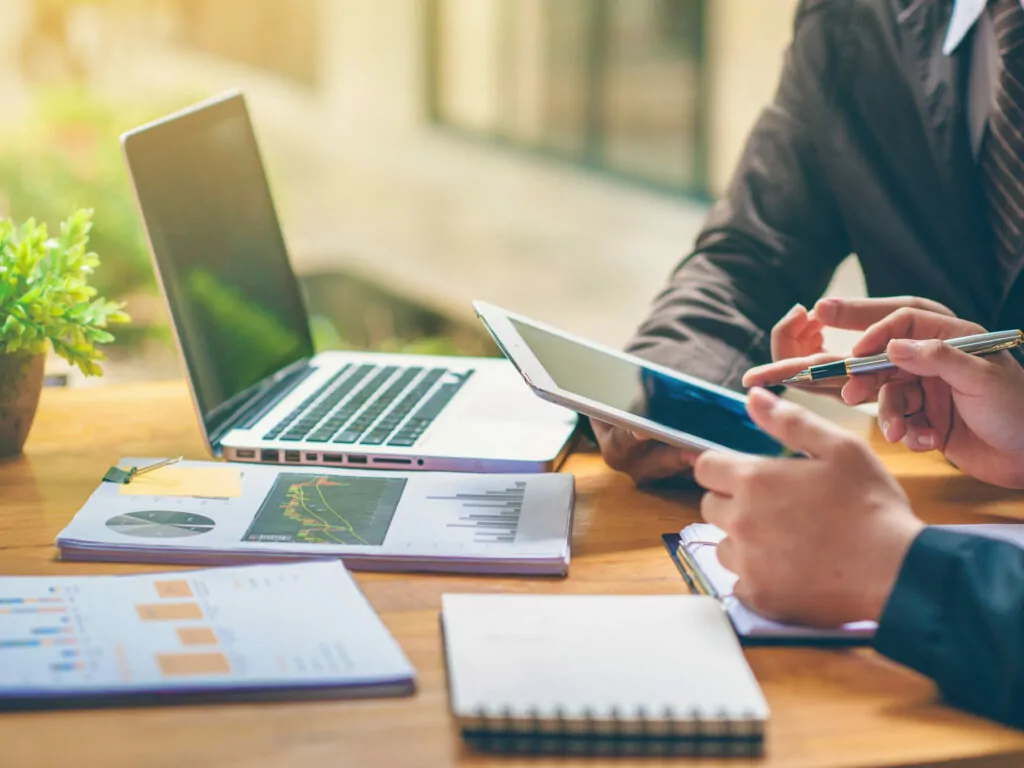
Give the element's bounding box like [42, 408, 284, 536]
[205, 359, 314, 449]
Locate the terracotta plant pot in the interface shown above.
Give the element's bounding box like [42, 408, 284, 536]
[0, 354, 45, 458]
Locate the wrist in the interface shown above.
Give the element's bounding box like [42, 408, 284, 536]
[858, 515, 925, 622]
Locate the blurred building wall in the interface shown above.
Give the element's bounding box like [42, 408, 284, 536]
[707, 0, 800, 196]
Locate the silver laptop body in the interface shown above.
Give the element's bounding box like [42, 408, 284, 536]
[121, 91, 577, 472]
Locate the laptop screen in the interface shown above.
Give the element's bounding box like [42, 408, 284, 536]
[123, 93, 314, 437]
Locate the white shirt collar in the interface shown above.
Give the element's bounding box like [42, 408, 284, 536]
[945, 0, 1024, 54]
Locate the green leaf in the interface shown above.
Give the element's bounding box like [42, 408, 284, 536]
[0, 209, 130, 375]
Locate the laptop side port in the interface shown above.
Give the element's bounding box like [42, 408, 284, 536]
[372, 457, 412, 465]
[305, 453, 318, 462]
[236, 449, 256, 459]
[261, 449, 280, 462]
[323, 453, 344, 463]
[347, 455, 368, 464]
[284, 451, 301, 463]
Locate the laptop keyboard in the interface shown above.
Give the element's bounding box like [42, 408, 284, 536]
[263, 364, 474, 448]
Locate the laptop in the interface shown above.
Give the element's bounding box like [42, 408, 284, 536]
[121, 91, 577, 473]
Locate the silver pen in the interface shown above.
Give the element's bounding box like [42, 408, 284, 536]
[782, 329, 1024, 384]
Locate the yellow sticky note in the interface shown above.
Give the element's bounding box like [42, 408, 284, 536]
[119, 466, 242, 498]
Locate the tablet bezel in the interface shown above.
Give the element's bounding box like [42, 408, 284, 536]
[473, 301, 758, 455]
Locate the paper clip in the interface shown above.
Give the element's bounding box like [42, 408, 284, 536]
[102, 456, 184, 485]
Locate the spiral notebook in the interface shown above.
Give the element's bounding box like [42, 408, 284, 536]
[668, 524, 877, 643]
[441, 594, 769, 756]
[668, 522, 1024, 643]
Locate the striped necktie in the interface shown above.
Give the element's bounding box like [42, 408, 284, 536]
[980, 0, 1024, 282]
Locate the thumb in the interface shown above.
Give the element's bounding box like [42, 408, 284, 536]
[745, 387, 849, 457]
[886, 339, 992, 394]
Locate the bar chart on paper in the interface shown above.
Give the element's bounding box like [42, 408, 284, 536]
[0, 585, 84, 682]
[0, 562, 415, 706]
[432, 480, 527, 544]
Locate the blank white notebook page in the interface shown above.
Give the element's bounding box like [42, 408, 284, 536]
[442, 594, 768, 723]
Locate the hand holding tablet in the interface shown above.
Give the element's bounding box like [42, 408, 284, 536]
[474, 302, 791, 460]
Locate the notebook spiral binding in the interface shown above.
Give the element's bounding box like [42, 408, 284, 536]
[462, 704, 764, 756]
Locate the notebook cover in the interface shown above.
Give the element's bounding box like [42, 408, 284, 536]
[662, 534, 872, 647]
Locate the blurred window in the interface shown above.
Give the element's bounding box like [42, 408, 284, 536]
[427, 0, 707, 195]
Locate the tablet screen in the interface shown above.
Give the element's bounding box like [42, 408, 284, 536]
[509, 319, 787, 456]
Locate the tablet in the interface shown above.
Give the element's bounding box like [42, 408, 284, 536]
[474, 302, 789, 456]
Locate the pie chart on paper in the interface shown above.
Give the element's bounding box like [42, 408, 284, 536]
[105, 510, 216, 538]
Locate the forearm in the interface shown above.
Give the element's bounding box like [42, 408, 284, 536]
[874, 528, 1024, 727]
[627, 243, 824, 390]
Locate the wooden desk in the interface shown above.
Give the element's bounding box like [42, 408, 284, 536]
[4, 381, 1024, 768]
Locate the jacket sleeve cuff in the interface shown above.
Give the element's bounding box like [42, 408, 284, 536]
[872, 527, 969, 679]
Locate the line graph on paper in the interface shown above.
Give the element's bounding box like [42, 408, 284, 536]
[243, 474, 407, 546]
[430, 480, 526, 544]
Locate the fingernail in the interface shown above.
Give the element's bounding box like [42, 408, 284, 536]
[917, 432, 935, 450]
[888, 340, 920, 358]
[815, 298, 837, 319]
[880, 420, 892, 440]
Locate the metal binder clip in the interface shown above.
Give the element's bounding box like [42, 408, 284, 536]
[102, 456, 183, 485]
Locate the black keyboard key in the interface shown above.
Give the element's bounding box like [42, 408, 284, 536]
[358, 368, 446, 445]
[262, 364, 350, 439]
[317, 366, 399, 443]
[301, 365, 396, 442]
[384, 372, 473, 447]
[275, 364, 375, 441]
[331, 367, 423, 444]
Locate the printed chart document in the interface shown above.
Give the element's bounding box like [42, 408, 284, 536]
[57, 460, 574, 575]
[0, 561, 414, 708]
[674, 522, 1024, 642]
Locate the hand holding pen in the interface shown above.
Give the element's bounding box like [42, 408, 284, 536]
[757, 307, 1024, 488]
[743, 297, 959, 397]
[781, 328, 1023, 384]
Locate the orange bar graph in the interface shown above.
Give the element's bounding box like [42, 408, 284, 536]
[176, 627, 218, 646]
[157, 652, 231, 676]
[154, 580, 194, 599]
[135, 602, 203, 621]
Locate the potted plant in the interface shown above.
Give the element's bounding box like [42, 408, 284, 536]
[0, 208, 128, 457]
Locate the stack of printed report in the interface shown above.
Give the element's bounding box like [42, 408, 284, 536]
[56, 460, 575, 576]
[0, 561, 414, 708]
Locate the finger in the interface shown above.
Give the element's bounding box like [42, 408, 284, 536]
[841, 365, 925, 404]
[596, 423, 643, 458]
[903, 377, 952, 452]
[796, 326, 824, 348]
[632, 444, 699, 482]
[886, 339, 995, 395]
[732, 578, 758, 611]
[815, 296, 954, 331]
[716, 535, 739, 574]
[841, 370, 890, 405]
[771, 303, 812, 360]
[851, 308, 986, 357]
[699, 490, 733, 529]
[595, 423, 655, 474]
[693, 451, 746, 494]
[745, 387, 850, 457]
[743, 352, 844, 387]
[877, 381, 913, 442]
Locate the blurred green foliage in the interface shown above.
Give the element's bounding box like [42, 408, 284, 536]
[0, 209, 129, 375]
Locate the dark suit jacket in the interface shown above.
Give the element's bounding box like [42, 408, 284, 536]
[628, 0, 1024, 389]
[876, 529, 1024, 728]
[625, 0, 1024, 728]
